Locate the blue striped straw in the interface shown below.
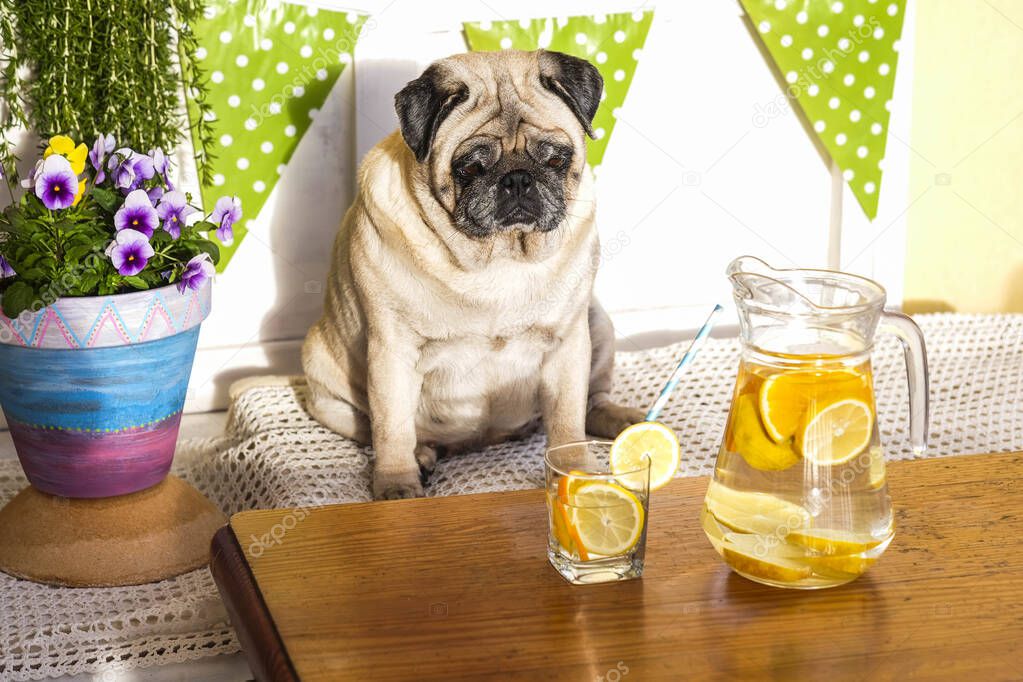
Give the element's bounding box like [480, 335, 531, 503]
[645, 304, 725, 422]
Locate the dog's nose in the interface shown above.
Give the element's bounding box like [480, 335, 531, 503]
[499, 170, 533, 197]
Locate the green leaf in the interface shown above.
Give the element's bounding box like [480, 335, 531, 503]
[91, 186, 120, 213]
[78, 273, 100, 292]
[1, 281, 38, 318]
[2, 207, 27, 234]
[187, 238, 220, 264]
[65, 244, 94, 261]
[123, 276, 149, 290]
[20, 252, 42, 268]
[151, 230, 172, 247]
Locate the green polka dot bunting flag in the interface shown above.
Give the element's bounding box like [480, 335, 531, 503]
[186, 1, 366, 271]
[740, 0, 906, 220]
[464, 12, 654, 170]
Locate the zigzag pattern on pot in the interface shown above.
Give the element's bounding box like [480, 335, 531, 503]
[0, 282, 212, 350]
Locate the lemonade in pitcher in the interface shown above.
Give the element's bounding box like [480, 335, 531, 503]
[703, 257, 929, 589]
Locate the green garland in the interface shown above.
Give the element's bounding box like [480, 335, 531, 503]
[0, 0, 214, 184]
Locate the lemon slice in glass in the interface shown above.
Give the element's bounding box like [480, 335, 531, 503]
[796, 398, 874, 465]
[550, 494, 590, 561]
[568, 482, 645, 556]
[557, 469, 588, 503]
[610, 421, 680, 491]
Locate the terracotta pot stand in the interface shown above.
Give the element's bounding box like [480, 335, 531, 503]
[0, 281, 222, 586]
[0, 476, 225, 587]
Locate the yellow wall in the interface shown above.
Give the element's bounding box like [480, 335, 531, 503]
[903, 0, 1023, 313]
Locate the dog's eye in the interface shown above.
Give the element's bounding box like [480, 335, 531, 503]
[455, 161, 484, 181]
[546, 156, 567, 169]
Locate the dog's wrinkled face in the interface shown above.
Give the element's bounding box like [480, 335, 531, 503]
[394, 50, 603, 238]
[449, 125, 574, 235]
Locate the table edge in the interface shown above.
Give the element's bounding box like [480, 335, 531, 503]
[210, 525, 298, 682]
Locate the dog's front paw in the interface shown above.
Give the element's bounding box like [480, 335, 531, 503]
[373, 468, 425, 500]
[414, 444, 439, 480]
[586, 402, 647, 439]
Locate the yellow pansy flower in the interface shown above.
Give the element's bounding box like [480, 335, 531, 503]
[72, 179, 86, 207]
[43, 135, 88, 176]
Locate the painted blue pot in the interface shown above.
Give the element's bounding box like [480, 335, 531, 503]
[0, 281, 210, 498]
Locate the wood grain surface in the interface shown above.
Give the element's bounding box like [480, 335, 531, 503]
[216, 453, 1023, 681]
[210, 526, 298, 682]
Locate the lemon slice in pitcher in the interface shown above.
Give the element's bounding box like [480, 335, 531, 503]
[704, 480, 811, 536]
[759, 369, 868, 443]
[796, 398, 874, 465]
[787, 528, 883, 554]
[720, 533, 812, 583]
[569, 482, 645, 556]
[731, 394, 800, 471]
[610, 421, 681, 491]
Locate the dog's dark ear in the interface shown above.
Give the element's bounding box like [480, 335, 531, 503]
[394, 64, 468, 162]
[539, 51, 604, 138]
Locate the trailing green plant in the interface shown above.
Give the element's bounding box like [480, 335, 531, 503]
[0, 0, 215, 185]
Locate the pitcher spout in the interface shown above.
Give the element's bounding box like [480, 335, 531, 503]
[727, 256, 821, 315]
[726, 255, 887, 316]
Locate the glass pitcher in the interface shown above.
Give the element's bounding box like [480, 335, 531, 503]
[702, 256, 928, 589]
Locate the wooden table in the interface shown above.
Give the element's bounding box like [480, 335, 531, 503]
[211, 453, 1023, 681]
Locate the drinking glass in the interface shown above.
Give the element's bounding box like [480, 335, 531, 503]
[545, 440, 651, 585]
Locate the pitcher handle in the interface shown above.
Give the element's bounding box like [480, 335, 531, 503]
[879, 311, 929, 456]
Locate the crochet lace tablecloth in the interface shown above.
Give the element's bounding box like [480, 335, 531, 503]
[1, 313, 1021, 679]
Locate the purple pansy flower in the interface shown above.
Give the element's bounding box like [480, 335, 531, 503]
[109, 148, 155, 193]
[89, 133, 115, 183]
[20, 159, 41, 189]
[177, 253, 215, 293]
[0, 255, 15, 278]
[105, 229, 154, 276]
[150, 148, 173, 190]
[156, 191, 197, 238]
[147, 185, 165, 205]
[210, 195, 242, 244]
[34, 155, 78, 210]
[150, 148, 168, 174]
[114, 189, 159, 237]
[110, 158, 134, 191]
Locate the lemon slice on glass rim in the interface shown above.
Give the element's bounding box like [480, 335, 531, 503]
[610, 421, 681, 492]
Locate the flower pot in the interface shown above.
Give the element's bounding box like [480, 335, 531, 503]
[0, 280, 210, 498]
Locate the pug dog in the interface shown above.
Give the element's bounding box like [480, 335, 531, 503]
[302, 49, 645, 500]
